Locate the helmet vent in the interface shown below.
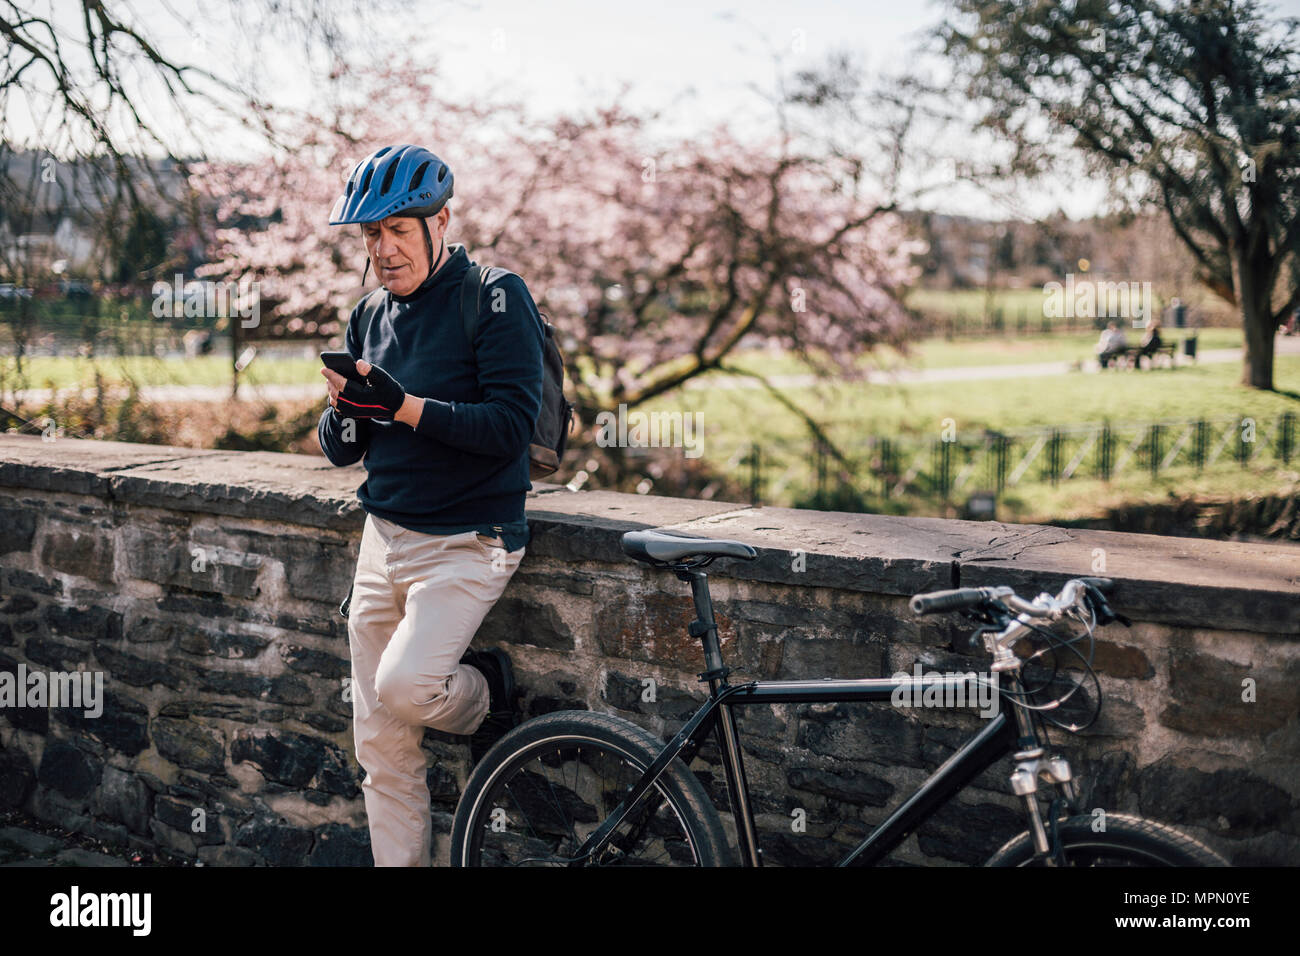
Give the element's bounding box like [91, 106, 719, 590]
[359, 166, 375, 197]
[410, 161, 431, 191]
[380, 160, 400, 196]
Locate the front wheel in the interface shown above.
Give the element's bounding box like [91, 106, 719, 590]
[985, 812, 1228, 866]
[450, 710, 734, 866]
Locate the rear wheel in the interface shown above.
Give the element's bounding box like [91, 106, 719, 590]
[985, 812, 1228, 866]
[450, 710, 733, 866]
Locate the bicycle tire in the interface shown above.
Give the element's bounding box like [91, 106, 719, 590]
[985, 812, 1229, 866]
[450, 710, 734, 866]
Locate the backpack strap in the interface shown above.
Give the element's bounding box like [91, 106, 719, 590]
[460, 263, 485, 346]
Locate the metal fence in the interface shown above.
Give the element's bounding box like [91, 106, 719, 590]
[0, 297, 222, 357]
[730, 414, 1298, 506]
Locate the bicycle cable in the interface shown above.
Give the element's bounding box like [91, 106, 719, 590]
[982, 600, 1103, 731]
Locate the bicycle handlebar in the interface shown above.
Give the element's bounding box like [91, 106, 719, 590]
[909, 577, 1115, 618]
[908, 588, 994, 615]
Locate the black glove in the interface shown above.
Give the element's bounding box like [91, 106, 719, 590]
[335, 362, 406, 420]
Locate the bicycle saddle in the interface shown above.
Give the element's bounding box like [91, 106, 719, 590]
[621, 529, 758, 565]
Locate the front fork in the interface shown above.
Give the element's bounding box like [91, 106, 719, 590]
[1009, 748, 1081, 863]
[1001, 667, 1083, 864]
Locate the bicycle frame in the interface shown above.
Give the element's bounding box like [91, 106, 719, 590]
[574, 568, 1050, 867]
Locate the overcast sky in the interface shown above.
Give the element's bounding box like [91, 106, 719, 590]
[9, 0, 1300, 221]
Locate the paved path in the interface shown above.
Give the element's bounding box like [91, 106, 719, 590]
[681, 338, 1300, 391]
[8, 338, 1299, 405]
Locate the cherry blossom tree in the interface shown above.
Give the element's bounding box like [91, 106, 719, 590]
[193, 63, 922, 469]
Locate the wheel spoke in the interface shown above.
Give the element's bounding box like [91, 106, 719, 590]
[460, 728, 708, 866]
[537, 748, 583, 857]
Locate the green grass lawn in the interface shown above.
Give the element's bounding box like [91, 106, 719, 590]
[0, 353, 328, 391]
[676, 354, 1299, 442]
[719, 328, 1244, 376]
[7, 329, 1291, 453]
[887, 328, 1241, 369]
[2, 327, 1249, 390]
[636, 352, 1300, 520]
[905, 286, 1051, 317]
[905, 284, 1237, 322]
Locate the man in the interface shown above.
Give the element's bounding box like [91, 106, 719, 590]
[1096, 321, 1127, 369]
[317, 143, 544, 867]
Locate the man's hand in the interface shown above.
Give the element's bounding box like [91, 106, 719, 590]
[322, 359, 424, 427]
[321, 358, 403, 420]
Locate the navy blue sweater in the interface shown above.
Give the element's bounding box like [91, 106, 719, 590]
[317, 243, 543, 553]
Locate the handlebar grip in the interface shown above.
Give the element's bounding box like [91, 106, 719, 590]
[1078, 576, 1114, 593]
[909, 588, 988, 615]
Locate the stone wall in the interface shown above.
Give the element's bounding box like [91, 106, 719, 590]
[0, 434, 1296, 866]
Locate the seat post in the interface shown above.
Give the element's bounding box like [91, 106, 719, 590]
[675, 568, 726, 682]
[675, 566, 760, 864]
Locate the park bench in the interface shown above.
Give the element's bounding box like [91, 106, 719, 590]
[1120, 343, 1178, 369]
[1097, 340, 1182, 369]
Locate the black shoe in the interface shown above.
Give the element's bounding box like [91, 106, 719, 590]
[462, 647, 518, 764]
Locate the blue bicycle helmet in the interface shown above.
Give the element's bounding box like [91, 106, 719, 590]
[330, 144, 453, 224]
[330, 144, 454, 284]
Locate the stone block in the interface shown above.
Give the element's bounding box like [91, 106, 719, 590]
[308, 823, 372, 866]
[1161, 647, 1300, 737]
[54, 690, 151, 757]
[43, 604, 123, 643]
[39, 523, 115, 583]
[152, 717, 226, 773]
[37, 739, 102, 802]
[0, 503, 36, 554]
[230, 730, 356, 797]
[234, 817, 313, 866]
[97, 765, 152, 836]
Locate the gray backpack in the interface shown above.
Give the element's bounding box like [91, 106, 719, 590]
[459, 264, 575, 480]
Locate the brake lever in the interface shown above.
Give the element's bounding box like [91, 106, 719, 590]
[962, 624, 998, 653]
[1083, 583, 1131, 628]
[957, 601, 1005, 627]
[954, 601, 1013, 653]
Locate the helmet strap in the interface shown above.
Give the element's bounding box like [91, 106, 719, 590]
[361, 256, 370, 286]
[421, 217, 435, 281]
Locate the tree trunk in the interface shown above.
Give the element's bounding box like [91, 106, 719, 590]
[230, 315, 241, 402]
[1237, 250, 1276, 391]
[1242, 304, 1275, 390]
[13, 294, 35, 377]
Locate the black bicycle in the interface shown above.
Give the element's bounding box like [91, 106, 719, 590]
[449, 529, 1228, 867]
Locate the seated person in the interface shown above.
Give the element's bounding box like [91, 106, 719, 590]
[1138, 318, 1164, 366]
[1096, 322, 1128, 368]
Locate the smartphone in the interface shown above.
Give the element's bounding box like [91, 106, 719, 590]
[320, 351, 366, 383]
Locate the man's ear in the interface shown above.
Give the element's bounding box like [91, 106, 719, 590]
[434, 206, 451, 238]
